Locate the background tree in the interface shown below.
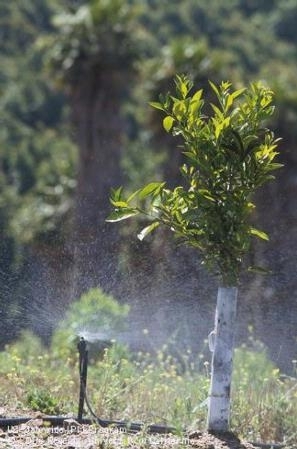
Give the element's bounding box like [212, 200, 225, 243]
[47, 0, 147, 295]
[0, 0, 76, 343]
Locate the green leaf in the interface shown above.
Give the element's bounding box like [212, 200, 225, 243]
[189, 99, 202, 116]
[265, 162, 284, 172]
[198, 189, 215, 202]
[163, 116, 175, 132]
[192, 89, 203, 102]
[232, 87, 246, 100]
[180, 81, 188, 98]
[138, 182, 164, 200]
[174, 74, 191, 98]
[110, 200, 128, 208]
[226, 94, 234, 110]
[213, 117, 230, 140]
[183, 151, 199, 166]
[249, 227, 269, 241]
[247, 202, 256, 210]
[210, 103, 224, 119]
[248, 265, 271, 275]
[110, 186, 123, 202]
[173, 100, 187, 120]
[127, 189, 141, 203]
[137, 221, 160, 241]
[149, 101, 166, 112]
[106, 209, 139, 222]
[230, 129, 244, 154]
[209, 80, 220, 99]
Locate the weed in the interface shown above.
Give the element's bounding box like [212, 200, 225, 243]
[26, 388, 61, 415]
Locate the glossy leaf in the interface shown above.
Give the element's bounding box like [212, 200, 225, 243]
[106, 209, 139, 222]
[209, 80, 220, 99]
[163, 116, 175, 132]
[173, 100, 187, 120]
[249, 227, 269, 241]
[138, 182, 164, 200]
[110, 186, 123, 202]
[137, 221, 160, 241]
[192, 89, 203, 102]
[232, 87, 246, 100]
[110, 200, 128, 208]
[248, 265, 271, 275]
[149, 101, 166, 112]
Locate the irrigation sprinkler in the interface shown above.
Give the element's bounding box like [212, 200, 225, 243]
[76, 336, 176, 433]
[0, 336, 174, 433]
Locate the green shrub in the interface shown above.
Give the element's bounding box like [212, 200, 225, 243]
[51, 287, 129, 359]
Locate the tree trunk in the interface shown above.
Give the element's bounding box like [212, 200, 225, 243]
[70, 69, 125, 297]
[207, 286, 238, 432]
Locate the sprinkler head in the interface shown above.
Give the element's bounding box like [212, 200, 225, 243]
[77, 336, 88, 355]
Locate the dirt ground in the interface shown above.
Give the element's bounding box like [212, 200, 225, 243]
[0, 417, 263, 449]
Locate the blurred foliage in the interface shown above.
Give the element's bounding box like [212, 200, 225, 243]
[44, 0, 148, 85]
[0, 0, 76, 343]
[51, 287, 129, 359]
[0, 1, 77, 246]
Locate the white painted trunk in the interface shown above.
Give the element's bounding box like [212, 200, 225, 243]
[207, 286, 238, 432]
